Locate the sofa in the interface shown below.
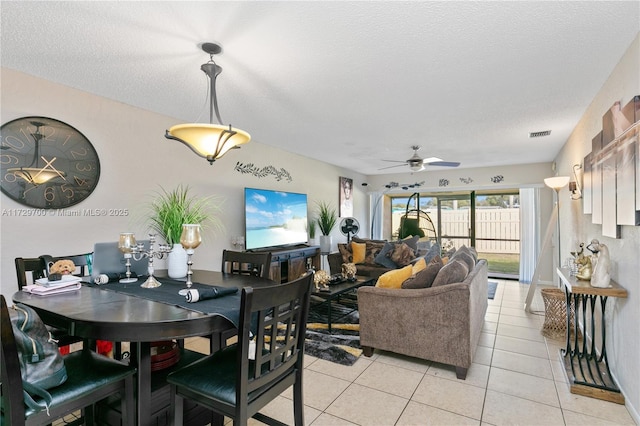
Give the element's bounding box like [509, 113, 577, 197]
[357, 259, 488, 379]
[328, 236, 429, 279]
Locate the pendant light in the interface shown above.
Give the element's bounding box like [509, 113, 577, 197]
[165, 42, 250, 164]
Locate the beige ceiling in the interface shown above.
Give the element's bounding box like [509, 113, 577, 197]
[1, 1, 638, 175]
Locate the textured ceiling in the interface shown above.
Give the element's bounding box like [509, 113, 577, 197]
[1, 1, 638, 175]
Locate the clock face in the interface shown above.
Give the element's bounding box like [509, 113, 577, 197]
[1, 117, 101, 209]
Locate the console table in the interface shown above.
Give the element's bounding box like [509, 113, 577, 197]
[557, 267, 627, 404]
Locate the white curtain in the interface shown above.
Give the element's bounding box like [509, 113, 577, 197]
[519, 187, 540, 283]
[369, 192, 384, 240]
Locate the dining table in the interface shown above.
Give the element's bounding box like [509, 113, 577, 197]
[12, 270, 276, 426]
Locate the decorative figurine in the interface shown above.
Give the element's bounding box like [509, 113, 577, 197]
[587, 239, 612, 288]
[313, 270, 331, 291]
[341, 262, 357, 282]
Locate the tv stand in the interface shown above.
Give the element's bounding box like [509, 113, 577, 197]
[253, 245, 320, 283]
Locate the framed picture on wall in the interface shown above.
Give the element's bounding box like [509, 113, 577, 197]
[339, 177, 353, 217]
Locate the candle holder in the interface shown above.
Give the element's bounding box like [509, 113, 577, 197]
[131, 233, 172, 288]
[178, 224, 202, 295]
[118, 232, 138, 283]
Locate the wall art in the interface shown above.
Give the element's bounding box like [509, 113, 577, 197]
[339, 176, 353, 217]
[234, 162, 292, 182]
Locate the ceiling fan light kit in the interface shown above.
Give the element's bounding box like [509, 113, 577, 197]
[166, 42, 250, 164]
[380, 145, 459, 172]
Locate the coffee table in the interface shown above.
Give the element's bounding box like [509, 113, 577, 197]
[309, 276, 375, 333]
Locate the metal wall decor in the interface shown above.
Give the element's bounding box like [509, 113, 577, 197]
[460, 177, 473, 184]
[490, 175, 504, 184]
[234, 162, 292, 182]
[438, 179, 450, 187]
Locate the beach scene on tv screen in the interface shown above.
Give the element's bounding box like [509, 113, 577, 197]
[245, 188, 308, 250]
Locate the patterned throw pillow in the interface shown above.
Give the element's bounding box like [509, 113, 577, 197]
[390, 242, 415, 267]
[374, 242, 397, 268]
[362, 241, 386, 265]
[338, 243, 353, 263]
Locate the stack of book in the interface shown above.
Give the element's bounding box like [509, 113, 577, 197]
[22, 275, 82, 296]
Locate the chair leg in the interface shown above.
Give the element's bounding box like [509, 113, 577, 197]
[123, 375, 135, 426]
[293, 375, 304, 426]
[170, 385, 184, 426]
[455, 366, 468, 379]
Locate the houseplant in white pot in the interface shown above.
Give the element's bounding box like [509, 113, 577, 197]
[146, 185, 221, 278]
[308, 216, 318, 246]
[316, 201, 337, 253]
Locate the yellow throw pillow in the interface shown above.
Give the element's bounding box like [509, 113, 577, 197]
[351, 241, 366, 264]
[375, 265, 413, 289]
[412, 258, 427, 274]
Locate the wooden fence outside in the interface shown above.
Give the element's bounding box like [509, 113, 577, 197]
[392, 208, 520, 254]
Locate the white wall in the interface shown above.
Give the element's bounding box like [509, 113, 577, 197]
[0, 68, 366, 296]
[555, 33, 640, 421]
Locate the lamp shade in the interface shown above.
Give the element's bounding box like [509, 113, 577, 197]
[166, 123, 250, 164]
[544, 176, 570, 190]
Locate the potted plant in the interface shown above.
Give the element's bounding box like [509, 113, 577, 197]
[146, 184, 221, 278]
[308, 217, 318, 246]
[316, 201, 337, 253]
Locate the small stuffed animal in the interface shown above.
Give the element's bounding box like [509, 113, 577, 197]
[48, 259, 76, 281]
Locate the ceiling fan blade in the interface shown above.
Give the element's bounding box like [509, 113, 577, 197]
[427, 161, 460, 167]
[421, 157, 442, 164]
[378, 163, 407, 170]
[381, 159, 407, 163]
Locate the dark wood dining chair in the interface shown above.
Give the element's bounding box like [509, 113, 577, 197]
[167, 271, 314, 426]
[14, 257, 47, 290]
[14, 257, 86, 350]
[40, 253, 94, 277]
[205, 250, 274, 352]
[221, 250, 272, 279]
[0, 295, 137, 426]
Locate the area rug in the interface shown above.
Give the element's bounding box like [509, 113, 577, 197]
[488, 280, 498, 299]
[304, 300, 362, 365]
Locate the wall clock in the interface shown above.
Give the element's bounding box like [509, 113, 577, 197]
[0, 116, 101, 209]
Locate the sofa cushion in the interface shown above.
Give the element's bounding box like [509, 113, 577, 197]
[423, 243, 441, 263]
[402, 255, 443, 289]
[348, 238, 386, 266]
[338, 243, 353, 263]
[374, 242, 397, 269]
[351, 241, 366, 264]
[390, 242, 415, 267]
[400, 235, 420, 253]
[451, 249, 475, 271]
[412, 258, 427, 274]
[432, 258, 469, 287]
[375, 265, 413, 289]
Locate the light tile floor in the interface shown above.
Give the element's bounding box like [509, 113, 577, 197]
[54, 279, 636, 425]
[182, 279, 636, 425]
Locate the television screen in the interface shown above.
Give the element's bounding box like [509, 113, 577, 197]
[244, 188, 309, 251]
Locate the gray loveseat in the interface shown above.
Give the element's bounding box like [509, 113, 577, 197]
[357, 259, 488, 379]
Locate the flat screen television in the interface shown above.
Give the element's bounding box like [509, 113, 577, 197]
[244, 187, 309, 251]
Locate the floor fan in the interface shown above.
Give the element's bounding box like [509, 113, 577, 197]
[340, 217, 360, 242]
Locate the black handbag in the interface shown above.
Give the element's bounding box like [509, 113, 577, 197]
[9, 303, 68, 414]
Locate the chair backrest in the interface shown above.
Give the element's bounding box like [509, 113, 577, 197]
[235, 272, 313, 405]
[1, 294, 27, 423]
[41, 253, 93, 278]
[14, 257, 47, 290]
[221, 250, 272, 279]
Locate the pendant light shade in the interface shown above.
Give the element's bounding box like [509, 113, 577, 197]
[166, 42, 250, 164]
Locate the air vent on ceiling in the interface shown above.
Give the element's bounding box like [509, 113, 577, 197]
[529, 130, 551, 138]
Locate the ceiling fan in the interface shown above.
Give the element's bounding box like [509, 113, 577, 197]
[380, 145, 460, 172]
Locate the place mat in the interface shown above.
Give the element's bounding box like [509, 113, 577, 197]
[88, 277, 241, 327]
